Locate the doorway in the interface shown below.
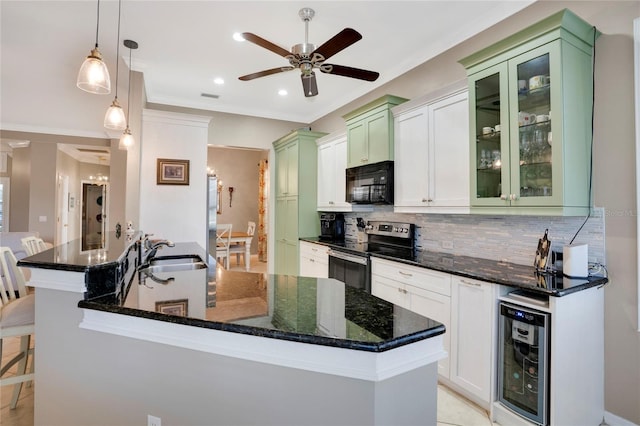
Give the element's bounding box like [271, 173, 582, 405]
[0, 177, 9, 232]
[56, 174, 69, 245]
[207, 146, 268, 273]
[81, 182, 107, 250]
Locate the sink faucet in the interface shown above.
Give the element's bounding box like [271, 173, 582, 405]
[140, 236, 175, 266]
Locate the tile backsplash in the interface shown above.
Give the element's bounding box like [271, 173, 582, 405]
[342, 207, 605, 267]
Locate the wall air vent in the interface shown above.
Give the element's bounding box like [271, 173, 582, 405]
[201, 93, 220, 99]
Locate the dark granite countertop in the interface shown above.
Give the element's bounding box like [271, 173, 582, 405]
[79, 263, 445, 353]
[300, 237, 608, 297]
[17, 231, 142, 272]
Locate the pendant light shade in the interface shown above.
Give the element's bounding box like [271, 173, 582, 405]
[104, 98, 127, 130]
[104, 0, 125, 130]
[77, 0, 111, 94]
[119, 39, 139, 150]
[119, 126, 134, 150]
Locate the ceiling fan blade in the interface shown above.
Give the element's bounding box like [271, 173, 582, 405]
[312, 28, 362, 61]
[320, 64, 379, 82]
[301, 72, 318, 97]
[241, 32, 292, 58]
[239, 66, 294, 81]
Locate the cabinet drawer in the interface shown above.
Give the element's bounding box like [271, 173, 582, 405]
[299, 241, 329, 259]
[372, 258, 451, 296]
[371, 274, 409, 308]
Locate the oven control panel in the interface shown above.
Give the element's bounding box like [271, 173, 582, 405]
[365, 221, 414, 238]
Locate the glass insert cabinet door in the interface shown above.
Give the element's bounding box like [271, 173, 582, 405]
[470, 42, 561, 207]
[470, 62, 510, 205]
[509, 47, 556, 204]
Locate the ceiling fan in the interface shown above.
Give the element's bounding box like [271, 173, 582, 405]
[238, 7, 380, 97]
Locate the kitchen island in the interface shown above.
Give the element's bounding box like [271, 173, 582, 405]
[19, 235, 446, 426]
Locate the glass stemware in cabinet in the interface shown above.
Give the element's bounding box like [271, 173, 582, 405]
[517, 53, 553, 198]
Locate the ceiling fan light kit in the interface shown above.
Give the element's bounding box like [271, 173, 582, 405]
[77, 0, 111, 94]
[238, 7, 379, 97]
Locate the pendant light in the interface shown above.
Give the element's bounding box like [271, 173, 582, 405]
[119, 39, 138, 150]
[104, 0, 126, 130]
[77, 0, 111, 94]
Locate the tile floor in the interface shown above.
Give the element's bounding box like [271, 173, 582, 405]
[1, 255, 497, 426]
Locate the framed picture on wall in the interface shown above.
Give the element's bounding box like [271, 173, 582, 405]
[157, 158, 190, 185]
[155, 299, 188, 316]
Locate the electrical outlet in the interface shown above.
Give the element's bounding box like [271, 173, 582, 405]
[442, 240, 454, 249]
[148, 415, 161, 426]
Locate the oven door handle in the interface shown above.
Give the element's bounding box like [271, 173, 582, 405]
[328, 249, 368, 266]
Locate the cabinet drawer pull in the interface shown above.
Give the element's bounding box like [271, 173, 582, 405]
[311, 248, 317, 252]
[309, 259, 315, 263]
[329, 201, 334, 205]
[397, 287, 408, 294]
[398, 271, 413, 277]
[460, 279, 481, 287]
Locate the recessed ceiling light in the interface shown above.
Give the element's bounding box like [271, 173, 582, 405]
[214, 77, 224, 85]
[233, 32, 245, 42]
[278, 89, 288, 96]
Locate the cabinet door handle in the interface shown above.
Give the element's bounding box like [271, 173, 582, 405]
[510, 194, 519, 201]
[329, 201, 334, 205]
[460, 279, 481, 287]
[397, 287, 408, 294]
[361, 158, 368, 163]
[421, 198, 433, 203]
[398, 271, 413, 277]
[309, 259, 315, 263]
[500, 194, 508, 200]
[311, 248, 317, 252]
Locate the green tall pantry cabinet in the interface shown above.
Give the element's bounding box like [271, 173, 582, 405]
[459, 9, 599, 215]
[274, 130, 327, 275]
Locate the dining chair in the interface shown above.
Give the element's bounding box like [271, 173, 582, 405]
[21, 236, 47, 256]
[216, 224, 233, 269]
[0, 246, 35, 409]
[229, 221, 256, 268]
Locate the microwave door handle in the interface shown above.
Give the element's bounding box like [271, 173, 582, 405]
[328, 250, 368, 265]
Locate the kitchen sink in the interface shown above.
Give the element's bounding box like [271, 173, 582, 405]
[139, 255, 207, 274]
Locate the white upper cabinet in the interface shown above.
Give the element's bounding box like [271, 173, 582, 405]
[393, 82, 470, 213]
[316, 132, 371, 212]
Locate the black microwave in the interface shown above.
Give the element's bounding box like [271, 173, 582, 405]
[345, 160, 394, 204]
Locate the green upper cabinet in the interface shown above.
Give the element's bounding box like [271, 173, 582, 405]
[343, 95, 408, 168]
[459, 9, 599, 215]
[273, 129, 326, 276]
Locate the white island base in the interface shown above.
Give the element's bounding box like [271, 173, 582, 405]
[30, 268, 445, 426]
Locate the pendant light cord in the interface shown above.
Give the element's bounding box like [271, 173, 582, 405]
[113, 0, 121, 98]
[94, 0, 100, 48]
[126, 45, 132, 124]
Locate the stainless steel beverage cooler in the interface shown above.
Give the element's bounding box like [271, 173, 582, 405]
[498, 302, 550, 425]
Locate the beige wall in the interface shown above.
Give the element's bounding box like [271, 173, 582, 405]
[147, 103, 307, 151]
[311, 2, 640, 423]
[8, 145, 30, 232]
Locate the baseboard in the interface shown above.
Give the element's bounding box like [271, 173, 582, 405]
[605, 411, 639, 426]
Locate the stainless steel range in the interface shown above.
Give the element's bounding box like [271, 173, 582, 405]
[327, 221, 415, 293]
